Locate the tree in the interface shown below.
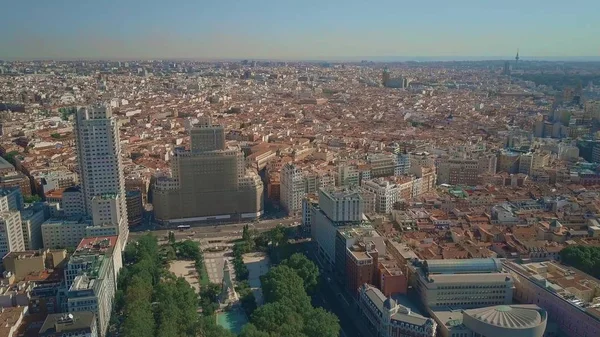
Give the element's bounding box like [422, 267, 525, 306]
[162, 244, 177, 261]
[281, 253, 319, 293]
[198, 316, 235, 337]
[260, 265, 311, 312]
[121, 275, 155, 337]
[239, 324, 270, 337]
[173, 240, 202, 260]
[560, 245, 600, 278]
[302, 307, 340, 337]
[199, 283, 221, 316]
[242, 224, 251, 241]
[23, 194, 41, 203]
[168, 231, 176, 244]
[250, 302, 304, 336]
[269, 225, 287, 247]
[3, 151, 19, 165]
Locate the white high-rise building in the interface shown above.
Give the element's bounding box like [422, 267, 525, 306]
[0, 211, 24, 258]
[318, 187, 363, 222]
[280, 163, 304, 215]
[0, 193, 24, 257]
[74, 104, 128, 249]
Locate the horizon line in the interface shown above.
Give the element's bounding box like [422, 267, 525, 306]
[2, 56, 600, 63]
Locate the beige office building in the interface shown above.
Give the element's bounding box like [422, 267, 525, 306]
[153, 117, 263, 223]
[412, 258, 514, 310]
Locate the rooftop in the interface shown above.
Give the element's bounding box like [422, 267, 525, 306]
[39, 312, 95, 334]
[0, 157, 15, 170]
[425, 258, 503, 275]
[463, 304, 546, 329]
[75, 236, 117, 255]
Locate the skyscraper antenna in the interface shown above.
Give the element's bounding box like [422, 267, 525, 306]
[515, 48, 520, 63]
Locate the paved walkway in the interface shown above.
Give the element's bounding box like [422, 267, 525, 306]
[243, 252, 270, 305]
[169, 260, 200, 293]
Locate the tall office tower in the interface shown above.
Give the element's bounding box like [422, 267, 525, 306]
[153, 117, 263, 223]
[0, 191, 24, 257]
[74, 104, 128, 248]
[280, 163, 305, 215]
[382, 69, 391, 86]
[503, 61, 512, 76]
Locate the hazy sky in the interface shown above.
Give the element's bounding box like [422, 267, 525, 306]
[2, 0, 599, 60]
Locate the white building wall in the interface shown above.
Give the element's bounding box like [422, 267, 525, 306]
[0, 211, 24, 257]
[280, 164, 304, 214]
[42, 221, 88, 248]
[75, 104, 128, 248]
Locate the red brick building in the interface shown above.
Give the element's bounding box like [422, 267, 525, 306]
[377, 256, 408, 297]
[346, 241, 379, 295]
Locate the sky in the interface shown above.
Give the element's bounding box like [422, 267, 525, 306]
[1, 0, 599, 60]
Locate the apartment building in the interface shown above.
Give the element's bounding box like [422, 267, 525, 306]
[280, 163, 304, 215]
[346, 241, 379, 295]
[337, 162, 360, 187]
[36, 170, 78, 195]
[39, 312, 98, 337]
[358, 284, 436, 337]
[318, 186, 363, 222]
[66, 237, 121, 337]
[125, 190, 143, 227]
[42, 218, 88, 249]
[362, 178, 399, 214]
[0, 187, 24, 212]
[0, 211, 24, 258]
[334, 225, 385, 280]
[20, 203, 47, 250]
[437, 158, 480, 186]
[2, 249, 67, 281]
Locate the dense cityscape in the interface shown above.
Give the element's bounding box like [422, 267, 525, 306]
[1, 57, 600, 337]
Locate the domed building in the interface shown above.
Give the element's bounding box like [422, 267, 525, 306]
[462, 305, 547, 337]
[433, 304, 547, 337]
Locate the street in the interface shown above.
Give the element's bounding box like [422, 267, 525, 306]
[307, 245, 374, 337]
[128, 217, 299, 242]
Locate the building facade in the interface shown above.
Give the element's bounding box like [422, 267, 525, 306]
[66, 237, 120, 337]
[318, 186, 363, 222]
[358, 284, 437, 337]
[412, 259, 514, 310]
[153, 117, 263, 223]
[280, 163, 304, 215]
[39, 312, 98, 337]
[20, 203, 47, 250]
[433, 305, 547, 337]
[125, 190, 143, 227]
[74, 104, 128, 248]
[0, 210, 24, 258]
[504, 261, 600, 337]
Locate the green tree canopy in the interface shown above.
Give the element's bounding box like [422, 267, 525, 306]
[239, 324, 270, 337]
[250, 302, 304, 336]
[173, 240, 202, 260]
[260, 265, 311, 312]
[560, 245, 600, 278]
[302, 307, 340, 337]
[280, 253, 319, 293]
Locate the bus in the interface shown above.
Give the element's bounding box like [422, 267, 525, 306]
[177, 225, 191, 231]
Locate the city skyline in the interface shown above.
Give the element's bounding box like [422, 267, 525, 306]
[2, 0, 599, 60]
